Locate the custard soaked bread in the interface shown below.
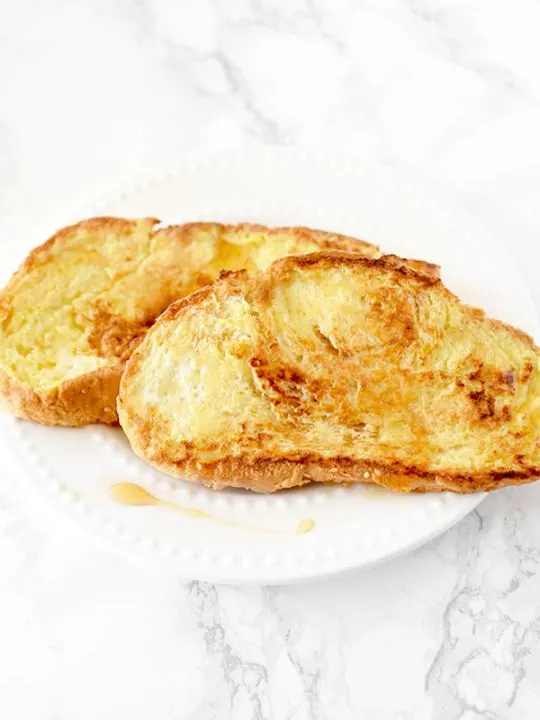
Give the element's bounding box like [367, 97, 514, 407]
[119, 253, 540, 493]
[0, 219, 380, 426]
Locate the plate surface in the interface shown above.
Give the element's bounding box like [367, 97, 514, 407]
[1, 148, 538, 584]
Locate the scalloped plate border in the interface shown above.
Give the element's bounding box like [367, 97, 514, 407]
[1, 147, 537, 585]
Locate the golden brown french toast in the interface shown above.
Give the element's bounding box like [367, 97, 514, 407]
[0, 219, 380, 426]
[118, 252, 540, 493]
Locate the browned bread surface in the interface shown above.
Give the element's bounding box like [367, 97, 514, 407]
[118, 253, 540, 493]
[0, 219, 380, 426]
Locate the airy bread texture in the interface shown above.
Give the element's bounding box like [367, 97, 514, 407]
[0, 219, 380, 426]
[119, 253, 540, 493]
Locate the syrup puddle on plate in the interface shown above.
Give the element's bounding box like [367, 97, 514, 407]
[110, 482, 315, 535]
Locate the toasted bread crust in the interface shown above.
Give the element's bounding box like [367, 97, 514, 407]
[135, 455, 539, 494]
[170, 222, 380, 257]
[0, 365, 122, 426]
[0, 219, 380, 426]
[0, 217, 146, 426]
[119, 252, 540, 493]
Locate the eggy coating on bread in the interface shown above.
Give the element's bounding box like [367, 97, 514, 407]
[0, 218, 381, 425]
[118, 252, 540, 493]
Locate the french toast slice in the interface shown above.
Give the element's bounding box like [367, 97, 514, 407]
[0, 219, 380, 426]
[118, 252, 540, 493]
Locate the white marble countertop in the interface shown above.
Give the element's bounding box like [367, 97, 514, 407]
[1, 1, 540, 718]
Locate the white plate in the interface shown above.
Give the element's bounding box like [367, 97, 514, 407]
[1, 148, 538, 584]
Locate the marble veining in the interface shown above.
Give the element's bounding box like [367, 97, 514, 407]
[1, 1, 540, 718]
